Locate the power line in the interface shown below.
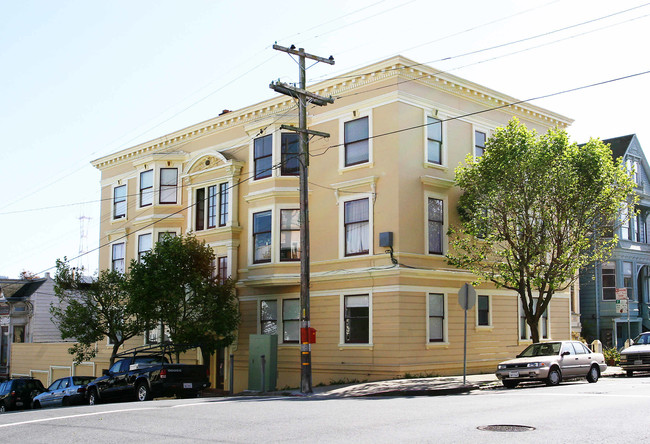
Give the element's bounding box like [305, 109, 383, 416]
[39, 66, 650, 278]
[309, 1, 650, 84]
[310, 69, 650, 158]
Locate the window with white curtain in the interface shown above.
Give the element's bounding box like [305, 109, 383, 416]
[159, 168, 178, 204]
[111, 242, 125, 273]
[344, 198, 369, 256]
[138, 233, 152, 263]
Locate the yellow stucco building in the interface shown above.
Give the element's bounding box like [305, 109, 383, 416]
[13, 55, 576, 391]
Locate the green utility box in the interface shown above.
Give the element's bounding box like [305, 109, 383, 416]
[248, 334, 277, 391]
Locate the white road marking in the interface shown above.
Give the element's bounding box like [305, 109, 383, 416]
[0, 400, 229, 429]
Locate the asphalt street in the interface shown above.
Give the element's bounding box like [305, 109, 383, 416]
[1, 376, 649, 443]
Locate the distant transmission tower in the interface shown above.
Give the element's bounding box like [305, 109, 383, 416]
[78, 213, 91, 272]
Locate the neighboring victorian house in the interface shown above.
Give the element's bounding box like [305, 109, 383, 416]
[580, 134, 650, 349]
[11, 55, 574, 391]
[0, 273, 65, 380]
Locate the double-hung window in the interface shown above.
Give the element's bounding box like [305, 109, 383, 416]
[253, 210, 272, 263]
[196, 183, 228, 230]
[217, 256, 228, 284]
[140, 170, 153, 207]
[520, 300, 549, 339]
[344, 295, 369, 344]
[282, 299, 300, 343]
[477, 295, 490, 326]
[280, 209, 300, 261]
[281, 133, 300, 175]
[138, 233, 152, 263]
[602, 261, 616, 300]
[344, 117, 369, 167]
[159, 168, 178, 204]
[254, 135, 272, 180]
[428, 198, 444, 254]
[427, 117, 442, 164]
[219, 183, 229, 227]
[260, 300, 277, 335]
[111, 242, 125, 273]
[344, 198, 369, 256]
[428, 293, 445, 342]
[474, 130, 486, 157]
[113, 185, 126, 219]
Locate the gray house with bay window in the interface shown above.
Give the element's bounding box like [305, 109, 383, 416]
[580, 134, 650, 348]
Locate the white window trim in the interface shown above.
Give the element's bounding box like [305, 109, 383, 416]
[111, 183, 128, 222]
[338, 292, 373, 348]
[135, 231, 153, 263]
[338, 110, 373, 173]
[472, 125, 490, 158]
[424, 190, 448, 256]
[277, 203, 301, 263]
[158, 167, 179, 205]
[518, 298, 551, 344]
[155, 228, 181, 243]
[423, 110, 447, 168]
[426, 292, 449, 348]
[110, 241, 126, 273]
[255, 296, 301, 347]
[137, 168, 155, 209]
[191, 180, 233, 232]
[338, 193, 374, 259]
[475, 294, 493, 331]
[249, 130, 277, 182]
[248, 205, 274, 266]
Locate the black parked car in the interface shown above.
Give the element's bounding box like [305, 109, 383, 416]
[0, 378, 46, 413]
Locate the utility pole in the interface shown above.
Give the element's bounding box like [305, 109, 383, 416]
[270, 44, 334, 394]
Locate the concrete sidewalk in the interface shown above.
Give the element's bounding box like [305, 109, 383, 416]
[269, 366, 626, 398]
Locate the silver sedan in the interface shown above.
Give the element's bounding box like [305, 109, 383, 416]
[495, 341, 607, 388]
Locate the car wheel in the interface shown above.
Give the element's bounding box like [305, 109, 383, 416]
[503, 380, 519, 389]
[136, 382, 152, 402]
[587, 365, 600, 383]
[627, 370, 634, 378]
[0, 403, 6, 414]
[88, 389, 100, 406]
[32, 400, 41, 409]
[546, 367, 562, 386]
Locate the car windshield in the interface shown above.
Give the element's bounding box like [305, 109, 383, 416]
[632, 333, 650, 345]
[518, 342, 561, 357]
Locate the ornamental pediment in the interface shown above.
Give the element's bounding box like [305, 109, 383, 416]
[187, 151, 232, 175]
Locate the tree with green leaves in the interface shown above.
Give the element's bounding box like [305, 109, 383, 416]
[127, 234, 240, 364]
[51, 259, 146, 366]
[447, 118, 636, 343]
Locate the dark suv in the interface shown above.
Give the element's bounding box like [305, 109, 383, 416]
[0, 378, 46, 413]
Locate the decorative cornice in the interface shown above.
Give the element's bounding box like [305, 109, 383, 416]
[92, 55, 573, 171]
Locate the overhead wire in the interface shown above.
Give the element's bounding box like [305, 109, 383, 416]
[32, 65, 650, 277]
[308, 1, 650, 83]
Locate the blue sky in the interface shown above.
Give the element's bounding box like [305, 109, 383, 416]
[1, 0, 649, 278]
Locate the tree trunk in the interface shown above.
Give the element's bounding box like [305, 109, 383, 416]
[528, 318, 540, 343]
[109, 341, 121, 366]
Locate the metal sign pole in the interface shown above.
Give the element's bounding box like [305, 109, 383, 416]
[463, 302, 468, 385]
[457, 283, 476, 386]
